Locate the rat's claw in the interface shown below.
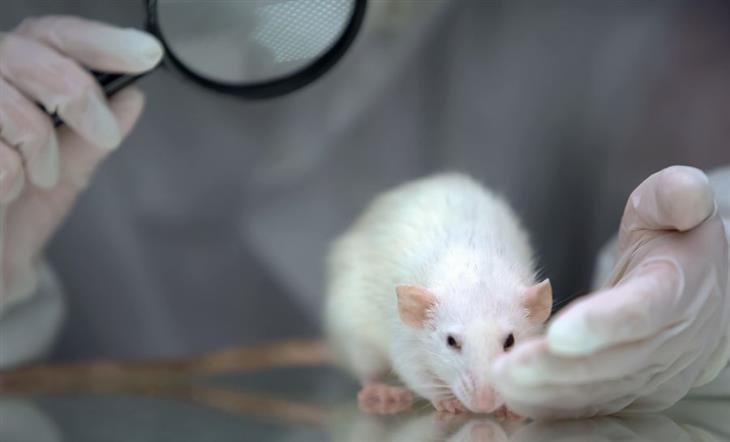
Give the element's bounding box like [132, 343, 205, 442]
[433, 398, 469, 414]
[358, 383, 413, 415]
[494, 406, 524, 422]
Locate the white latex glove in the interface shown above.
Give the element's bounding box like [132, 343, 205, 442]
[492, 165, 730, 419]
[0, 16, 162, 308]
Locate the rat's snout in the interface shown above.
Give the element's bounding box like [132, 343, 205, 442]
[470, 386, 502, 413]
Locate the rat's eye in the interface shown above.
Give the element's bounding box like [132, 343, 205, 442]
[446, 335, 462, 351]
[503, 333, 515, 351]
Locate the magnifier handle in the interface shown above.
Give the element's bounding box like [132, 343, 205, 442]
[94, 71, 143, 96]
[51, 71, 144, 128]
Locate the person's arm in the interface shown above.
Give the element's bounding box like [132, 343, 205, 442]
[0, 16, 162, 367]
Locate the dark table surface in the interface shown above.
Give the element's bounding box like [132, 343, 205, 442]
[1, 340, 728, 442]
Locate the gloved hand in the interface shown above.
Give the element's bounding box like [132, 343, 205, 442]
[0, 16, 162, 307]
[492, 165, 730, 419]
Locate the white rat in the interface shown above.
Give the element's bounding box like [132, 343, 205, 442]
[324, 173, 552, 415]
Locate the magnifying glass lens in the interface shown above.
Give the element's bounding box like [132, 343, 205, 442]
[157, 0, 355, 85]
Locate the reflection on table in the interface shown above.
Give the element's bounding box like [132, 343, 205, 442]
[1, 339, 728, 441]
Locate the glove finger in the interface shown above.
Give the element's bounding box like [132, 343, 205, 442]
[0, 140, 25, 203]
[56, 86, 145, 193]
[495, 323, 678, 387]
[618, 166, 714, 253]
[546, 259, 682, 356]
[14, 16, 162, 74]
[494, 348, 688, 419]
[492, 298, 720, 414]
[2, 86, 146, 266]
[492, 341, 651, 416]
[0, 34, 121, 149]
[0, 77, 59, 188]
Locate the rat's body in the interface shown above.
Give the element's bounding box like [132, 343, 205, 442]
[325, 173, 552, 414]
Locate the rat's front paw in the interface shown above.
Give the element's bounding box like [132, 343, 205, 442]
[358, 383, 413, 415]
[494, 406, 523, 422]
[433, 398, 469, 414]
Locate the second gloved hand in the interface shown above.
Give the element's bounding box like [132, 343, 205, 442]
[491, 165, 730, 419]
[0, 16, 162, 307]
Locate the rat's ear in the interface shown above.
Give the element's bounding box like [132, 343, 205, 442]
[396, 285, 437, 329]
[522, 279, 553, 323]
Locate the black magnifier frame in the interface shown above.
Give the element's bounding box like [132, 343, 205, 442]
[150, 0, 367, 99]
[85, 0, 368, 102]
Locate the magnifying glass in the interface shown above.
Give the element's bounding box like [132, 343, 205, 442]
[52, 0, 367, 125]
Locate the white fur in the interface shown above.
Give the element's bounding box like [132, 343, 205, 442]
[324, 173, 543, 412]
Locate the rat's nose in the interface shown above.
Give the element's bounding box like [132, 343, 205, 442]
[471, 387, 500, 413]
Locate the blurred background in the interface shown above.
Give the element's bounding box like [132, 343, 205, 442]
[2, 0, 729, 364]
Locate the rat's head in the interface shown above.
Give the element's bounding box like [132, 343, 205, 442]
[396, 279, 552, 413]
